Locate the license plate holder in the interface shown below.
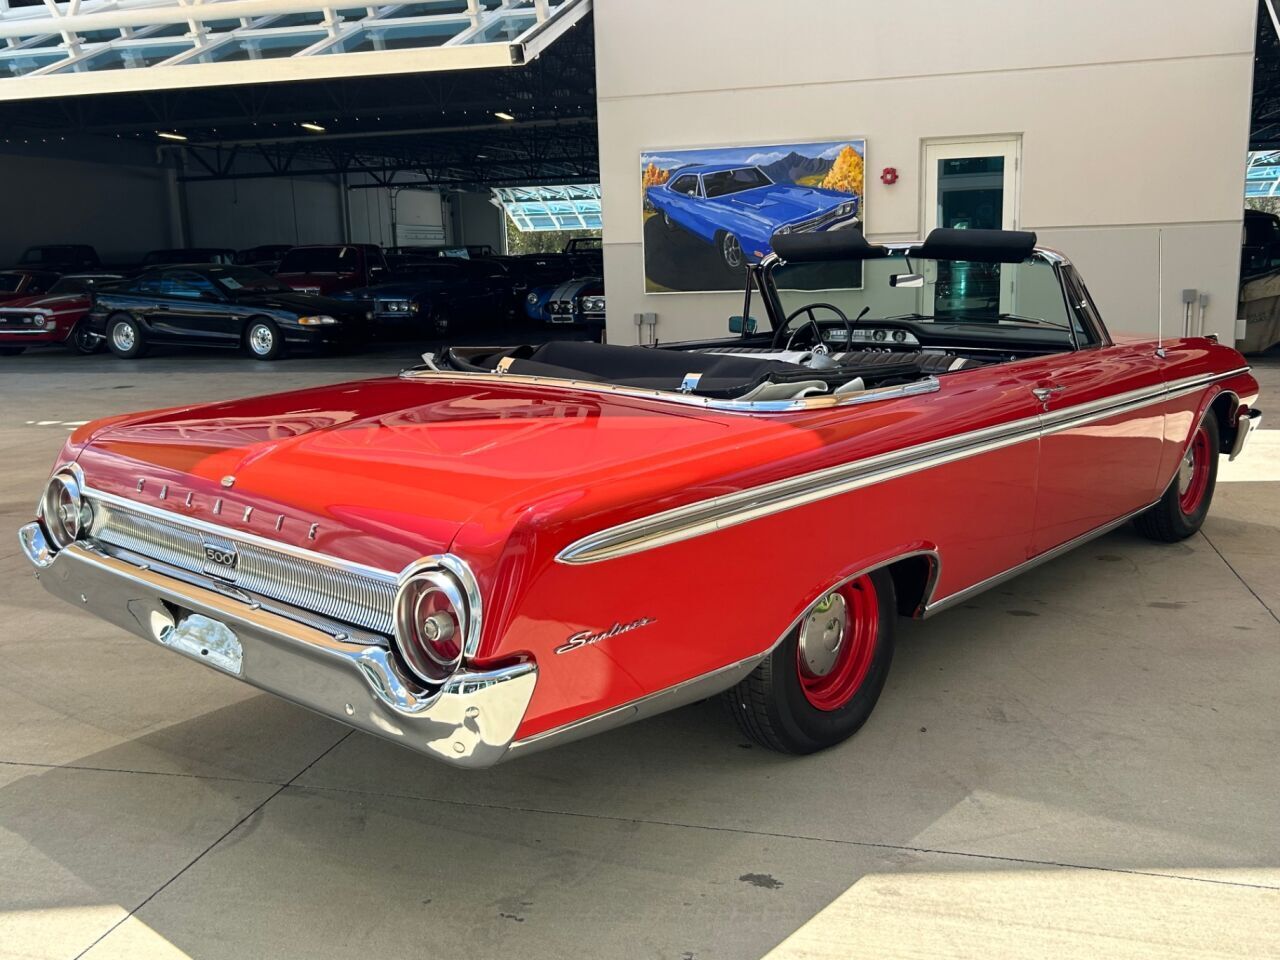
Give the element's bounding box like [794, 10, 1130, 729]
[160, 614, 244, 676]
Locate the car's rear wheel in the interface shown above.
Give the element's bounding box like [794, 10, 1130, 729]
[245, 319, 284, 361]
[725, 569, 895, 754]
[1134, 413, 1220, 542]
[0, 346, 25, 356]
[106, 315, 147, 358]
[68, 321, 103, 355]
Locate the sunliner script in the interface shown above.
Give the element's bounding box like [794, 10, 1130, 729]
[555, 617, 656, 655]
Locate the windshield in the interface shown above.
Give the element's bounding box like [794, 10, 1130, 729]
[702, 166, 773, 198]
[278, 247, 359, 274]
[0, 272, 24, 292]
[771, 254, 1089, 343]
[206, 266, 290, 293]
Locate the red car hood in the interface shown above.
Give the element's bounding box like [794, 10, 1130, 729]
[71, 376, 774, 573]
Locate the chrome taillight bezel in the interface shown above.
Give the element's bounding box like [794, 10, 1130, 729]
[392, 556, 482, 686]
[39, 467, 91, 550]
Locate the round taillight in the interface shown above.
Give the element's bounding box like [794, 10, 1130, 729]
[393, 569, 468, 685]
[40, 470, 91, 550]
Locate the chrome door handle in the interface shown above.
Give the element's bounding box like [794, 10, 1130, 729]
[1031, 385, 1066, 403]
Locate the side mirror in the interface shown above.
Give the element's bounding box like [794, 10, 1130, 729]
[728, 315, 757, 334]
[890, 274, 926, 288]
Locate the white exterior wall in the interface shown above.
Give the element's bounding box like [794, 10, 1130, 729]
[594, 0, 1256, 344]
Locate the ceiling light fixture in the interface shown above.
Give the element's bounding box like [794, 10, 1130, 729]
[157, 131, 188, 141]
[494, 111, 515, 121]
[300, 122, 326, 133]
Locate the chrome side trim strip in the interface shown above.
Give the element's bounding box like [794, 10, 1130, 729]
[506, 652, 766, 757]
[556, 367, 1247, 565]
[557, 417, 1042, 565]
[81, 483, 398, 583]
[922, 502, 1157, 616]
[398, 369, 942, 414]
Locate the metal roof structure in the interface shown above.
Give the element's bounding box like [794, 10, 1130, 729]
[0, 0, 598, 188]
[1253, 0, 1280, 149]
[493, 181, 599, 230]
[0, 0, 591, 99]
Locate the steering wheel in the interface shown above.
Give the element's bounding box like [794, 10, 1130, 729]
[781, 303, 853, 352]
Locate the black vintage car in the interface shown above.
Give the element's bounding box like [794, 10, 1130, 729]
[335, 258, 508, 336]
[86, 265, 370, 361]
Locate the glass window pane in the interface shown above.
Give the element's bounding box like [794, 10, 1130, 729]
[54, 43, 192, 72]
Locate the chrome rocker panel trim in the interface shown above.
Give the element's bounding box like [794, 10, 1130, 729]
[19, 526, 536, 769]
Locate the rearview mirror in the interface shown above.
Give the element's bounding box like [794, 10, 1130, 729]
[728, 315, 757, 334]
[890, 273, 926, 288]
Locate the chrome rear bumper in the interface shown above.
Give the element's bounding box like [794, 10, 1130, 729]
[19, 523, 536, 769]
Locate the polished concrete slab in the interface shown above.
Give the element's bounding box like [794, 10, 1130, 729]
[0, 344, 1276, 959]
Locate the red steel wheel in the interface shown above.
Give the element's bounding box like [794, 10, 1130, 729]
[724, 567, 896, 754]
[795, 576, 879, 712]
[1177, 424, 1212, 515]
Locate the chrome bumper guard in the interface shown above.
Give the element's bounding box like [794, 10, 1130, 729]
[19, 523, 536, 769]
[1230, 408, 1262, 461]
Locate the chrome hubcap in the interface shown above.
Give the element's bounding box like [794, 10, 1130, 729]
[112, 323, 135, 350]
[798, 592, 847, 677]
[1177, 447, 1196, 496]
[250, 326, 273, 354]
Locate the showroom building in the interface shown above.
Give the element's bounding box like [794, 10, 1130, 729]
[0, 0, 1263, 346]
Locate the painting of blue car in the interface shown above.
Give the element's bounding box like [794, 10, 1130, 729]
[641, 139, 866, 293]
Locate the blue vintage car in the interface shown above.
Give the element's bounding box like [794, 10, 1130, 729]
[645, 163, 859, 270]
[523, 283, 556, 322]
[525, 276, 604, 326]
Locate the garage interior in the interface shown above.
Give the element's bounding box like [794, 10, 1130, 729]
[1, 2, 1278, 959]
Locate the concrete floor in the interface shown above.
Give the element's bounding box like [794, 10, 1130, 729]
[1, 342, 1277, 960]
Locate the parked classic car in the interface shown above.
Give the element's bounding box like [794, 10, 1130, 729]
[0, 274, 123, 355]
[646, 162, 860, 270]
[275, 244, 390, 295]
[85, 264, 370, 360]
[140, 248, 238, 269]
[0, 268, 59, 303]
[336, 258, 508, 335]
[19, 229, 1260, 768]
[14, 244, 101, 273]
[533, 276, 605, 326]
[235, 245, 294, 271]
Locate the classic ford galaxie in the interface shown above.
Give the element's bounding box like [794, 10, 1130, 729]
[646, 162, 859, 269]
[20, 229, 1260, 768]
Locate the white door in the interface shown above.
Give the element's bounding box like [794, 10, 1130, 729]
[923, 138, 1020, 232]
[922, 138, 1021, 319]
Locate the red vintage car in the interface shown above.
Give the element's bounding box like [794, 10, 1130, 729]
[19, 229, 1261, 768]
[0, 274, 121, 356]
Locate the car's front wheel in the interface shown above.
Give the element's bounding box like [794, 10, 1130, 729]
[68, 321, 103, 355]
[245, 319, 284, 361]
[106, 315, 147, 359]
[725, 569, 895, 754]
[718, 230, 746, 272]
[1135, 413, 1220, 542]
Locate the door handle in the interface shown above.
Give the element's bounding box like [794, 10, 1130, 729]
[1031, 385, 1066, 403]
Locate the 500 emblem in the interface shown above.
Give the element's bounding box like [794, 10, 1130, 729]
[555, 617, 655, 655]
[202, 543, 239, 572]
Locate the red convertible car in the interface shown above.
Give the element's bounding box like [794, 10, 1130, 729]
[19, 229, 1261, 767]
